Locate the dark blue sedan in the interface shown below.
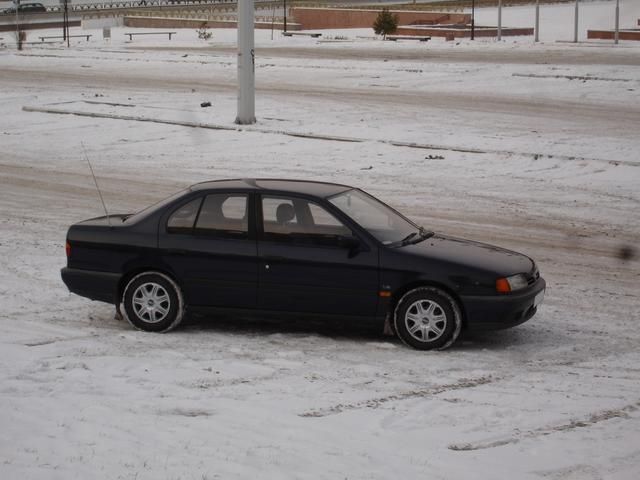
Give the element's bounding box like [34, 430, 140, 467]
[62, 179, 545, 350]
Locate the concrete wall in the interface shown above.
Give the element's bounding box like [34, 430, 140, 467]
[123, 16, 297, 30]
[0, 19, 80, 32]
[290, 7, 470, 31]
[82, 16, 124, 29]
[397, 26, 534, 38]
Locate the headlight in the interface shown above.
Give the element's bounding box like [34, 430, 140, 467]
[496, 274, 528, 293]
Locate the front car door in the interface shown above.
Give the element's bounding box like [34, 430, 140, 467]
[158, 191, 258, 308]
[257, 194, 379, 317]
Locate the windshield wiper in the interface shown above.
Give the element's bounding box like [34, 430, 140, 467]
[417, 226, 434, 241]
[389, 227, 434, 248]
[397, 232, 418, 245]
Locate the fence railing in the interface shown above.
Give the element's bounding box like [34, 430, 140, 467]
[0, 0, 284, 16]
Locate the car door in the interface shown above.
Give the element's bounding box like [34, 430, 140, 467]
[257, 194, 379, 317]
[158, 191, 258, 308]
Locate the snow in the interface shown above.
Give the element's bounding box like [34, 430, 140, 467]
[1, 1, 640, 479]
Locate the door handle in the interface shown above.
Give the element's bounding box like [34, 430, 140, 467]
[263, 255, 286, 261]
[167, 248, 188, 255]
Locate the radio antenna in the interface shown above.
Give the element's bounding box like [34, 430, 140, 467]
[81, 142, 112, 227]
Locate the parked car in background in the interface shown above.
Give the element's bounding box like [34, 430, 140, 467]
[3, 3, 46, 14]
[62, 179, 545, 350]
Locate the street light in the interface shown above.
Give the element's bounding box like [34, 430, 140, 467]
[535, 0, 540, 43]
[573, 0, 579, 43]
[471, 0, 475, 41]
[63, 0, 70, 47]
[283, 0, 287, 33]
[614, 0, 620, 45]
[15, 0, 20, 50]
[497, 0, 502, 41]
[236, 0, 256, 125]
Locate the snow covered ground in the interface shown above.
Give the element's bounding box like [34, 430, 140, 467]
[1, 3, 640, 479]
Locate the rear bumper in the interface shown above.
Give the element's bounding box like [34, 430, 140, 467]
[461, 278, 546, 330]
[61, 267, 121, 304]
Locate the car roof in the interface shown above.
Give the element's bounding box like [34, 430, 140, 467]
[189, 179, 353, 198]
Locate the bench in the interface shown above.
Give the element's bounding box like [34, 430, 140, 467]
[22, 40, 63, 45]
[125, 32, 176, 41]
[386, 35, 431, 42]
[282, 31, 322, 38]
[39, 34, 92, 42]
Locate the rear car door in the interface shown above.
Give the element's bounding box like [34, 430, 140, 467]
[257, 194, 379, 317]
[159, 192, 258, 308]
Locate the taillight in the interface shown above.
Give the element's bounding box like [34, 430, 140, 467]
[65, 241, 71, 258]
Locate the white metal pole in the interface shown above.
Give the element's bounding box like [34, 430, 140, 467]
[614, 0, 620, 45]
[497, 0, 502, 41]
[236, 0, 256, 125]
[573, 0, 579, 43]
[15, 0, 19, 50]
[535, 0, 540, 42]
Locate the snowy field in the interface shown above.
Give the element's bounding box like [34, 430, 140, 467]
[1, 2, 640, 479]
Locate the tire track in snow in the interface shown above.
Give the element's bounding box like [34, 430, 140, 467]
[299, 375, 497, 418]
[448, 401, 640, 451]
[22, 105, 640, 168]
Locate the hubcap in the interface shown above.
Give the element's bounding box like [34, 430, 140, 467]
[132, 282, 170, 323]
[405, 299, 447, 343]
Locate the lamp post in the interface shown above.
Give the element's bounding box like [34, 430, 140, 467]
[15, 0, 20, 50]
[535, 0, 540, 42]
[573, 0, 579, 43]
[63, 0, 70, 47]
[471, 0, 475, 40]
[283, 0, 287, 33]
[614, 0, 620, 45]
[497, 0, 502, 41]
[236, 0, 256, 125]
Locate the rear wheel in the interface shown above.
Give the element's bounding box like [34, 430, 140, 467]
[393, 287, 462, 350]
[122, 272, 184, 332]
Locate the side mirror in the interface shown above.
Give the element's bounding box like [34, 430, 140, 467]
[338, 235, 359, 249]
[337, 236, 364, 258]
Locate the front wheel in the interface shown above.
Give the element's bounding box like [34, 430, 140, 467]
[393, 287, 462, 350]
[122, 272, 184, 332]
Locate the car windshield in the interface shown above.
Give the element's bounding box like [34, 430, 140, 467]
[124, 188, 188, 223]
[328, 189, 428, 246]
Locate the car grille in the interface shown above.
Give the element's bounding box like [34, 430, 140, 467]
[526, 265, 540, 286]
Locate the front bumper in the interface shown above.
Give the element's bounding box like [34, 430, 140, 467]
[461, 278, 546, 330]
[61, 267, 121, 304]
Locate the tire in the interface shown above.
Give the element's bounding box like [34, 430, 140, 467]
[393, 287, 462, 350]
[122, 272, 184, 332]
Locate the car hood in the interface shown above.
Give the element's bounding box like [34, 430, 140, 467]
[399, 234, 534, 277]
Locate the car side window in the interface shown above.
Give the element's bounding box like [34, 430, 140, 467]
[167, 197, 202, 233]
[195, 194, 248, 237]
[262, 197, 297, 230]
[307, 203, 352, 237]
[262, 196, 353, 245]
